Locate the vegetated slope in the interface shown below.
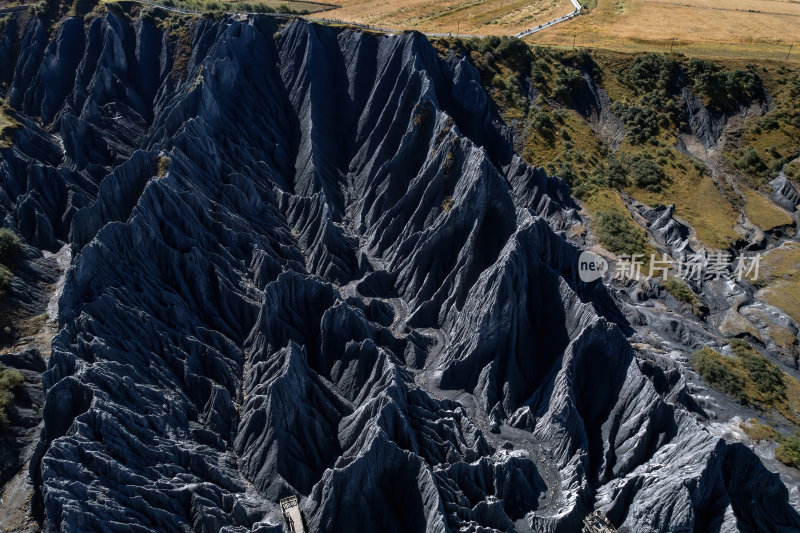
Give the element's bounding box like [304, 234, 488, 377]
[434, 36, 800, 475]
[0, 10, 799, 533]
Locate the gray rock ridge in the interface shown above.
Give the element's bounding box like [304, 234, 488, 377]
[0, 12, 796, 533]
[634, 202, 693, 256]
[770, 173, 800, 212]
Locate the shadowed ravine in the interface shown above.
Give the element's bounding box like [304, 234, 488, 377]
[0, 12, 798, 533]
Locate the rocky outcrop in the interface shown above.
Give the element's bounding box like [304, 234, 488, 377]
[635, 203, 693, 256]
[682, 87, 727, 148]
[0, 11, 797, 533]
[771, 173, 800, 212]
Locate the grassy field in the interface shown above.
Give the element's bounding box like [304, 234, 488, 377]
[320, 0, 575, 35]
[756, 243, 800, 324]
[526, 0, 800, 63]
[743, 187, 793, 232]
[628, 149, 741, 249]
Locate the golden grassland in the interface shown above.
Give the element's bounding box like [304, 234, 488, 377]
[756, 242, 800, 324]
[742, 187, 793, 232]
[321, 0, 575, 35]
[527, 0, 800, 64]
[627, 149, 741, 249]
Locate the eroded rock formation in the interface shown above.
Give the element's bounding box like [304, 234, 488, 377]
[0, 12, 798, 532]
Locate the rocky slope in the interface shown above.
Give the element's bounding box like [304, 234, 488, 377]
[0, 9, 799, 532]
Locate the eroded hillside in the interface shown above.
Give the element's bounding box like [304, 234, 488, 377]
[0, 5, 798, 533]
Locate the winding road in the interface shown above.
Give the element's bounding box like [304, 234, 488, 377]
[515, 0, 582, 38]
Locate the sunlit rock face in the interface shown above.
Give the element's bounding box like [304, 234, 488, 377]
[1, 12, 798, 533]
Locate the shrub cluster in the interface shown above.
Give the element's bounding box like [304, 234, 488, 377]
[595, 209, 647, 256]
[691, 341, 787, 409]
[691, 347, 747, 402]
[600, 153, 671, 192]
[627, 54, 679, 94]
[776, 433, 800, 469]
[0, 228, 20, 297]
[687, 59, 763, 110]
[0, 366, 24, 426]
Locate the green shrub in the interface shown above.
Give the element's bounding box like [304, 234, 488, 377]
[0, 366, 23, 426]
[0, 264, 11, 298]
[776, 433, 800, 469]
[613, 103, 660, 145]
[691, 347, 747, 402]
[605, 156, 628, 188]
[687, 59, 763, 110]
[29, 0, 59, 18]
[595, 209, 646, 256]
[553, 65, 586, 103]
[626, 154, 670, 192]
[628, 53, 678, 93]
[731, 339, 786, 403]
[529, 109, 555, 138]
[736, 146, 767, 177]
[0, 228, 20, 266]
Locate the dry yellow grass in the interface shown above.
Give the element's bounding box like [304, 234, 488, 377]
[756, 242, 800, 323]
[743, 187, 793, 231]
[628, 151, 740, 249]
[321, 0, 575, 35]
[527, 0, 800, 63]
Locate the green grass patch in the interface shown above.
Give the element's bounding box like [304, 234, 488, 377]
[0, 365, 23, 426]
[743, 187, 793, 231]
[741, 418, 800, 470]
[692, 341, 800, 424]
[662, 278, 705, 315]
[595, 208, 647, 256]
[0, 101, 20, 149]
[628, 149, 739, 249]
[740, 418, 778, 441]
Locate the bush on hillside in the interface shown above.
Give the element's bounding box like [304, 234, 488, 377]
[687, 59, 763, 110]
[0, 228, 20, 266]
[0, 366, 23, 426]
[776, 433, 800, 469]
[553, 65, 586, 103]
[605, 156, 628, 188]
[736, 146, 767, 177]
[596, 209, 646, 256]
[691, 347, 747, 402]
[626, 155, 670, 192]
[613, 103, 660, 144]
[628, 53, 678, 93]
